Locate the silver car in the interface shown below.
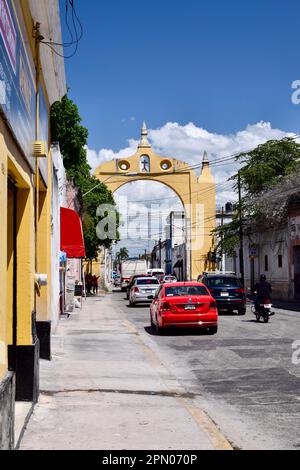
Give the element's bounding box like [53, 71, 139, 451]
[162, 275, 177, 283]
[129, 277, 160, 307]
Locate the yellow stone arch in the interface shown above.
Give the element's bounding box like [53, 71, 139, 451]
[94, 123, 216, 280]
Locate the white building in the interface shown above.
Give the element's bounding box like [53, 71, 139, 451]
[151, 211, 187, 280]
[215, 203, 240, 275]
[243, 191, 300, 301]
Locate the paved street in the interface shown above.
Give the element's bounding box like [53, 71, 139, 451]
[20, 291, 300, 450]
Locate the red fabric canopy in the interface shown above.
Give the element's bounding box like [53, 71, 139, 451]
[60, 207, 86, 258]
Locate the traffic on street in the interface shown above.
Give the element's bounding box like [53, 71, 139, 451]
[19, 290, 300, 450]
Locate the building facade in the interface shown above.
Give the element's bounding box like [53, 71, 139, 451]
[215, 203, 240, 275]
[0, 0, 66, 449]
[243, 193, 300, 301]
[151, 211, 188, 280]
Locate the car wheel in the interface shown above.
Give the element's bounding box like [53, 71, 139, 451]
[208, 326, 218, 334]
[238, 308, 246, 315]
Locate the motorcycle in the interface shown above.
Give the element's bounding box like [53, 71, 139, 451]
[252, 295, 275, 323]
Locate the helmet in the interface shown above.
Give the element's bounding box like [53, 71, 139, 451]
[260, 274, 266, 281]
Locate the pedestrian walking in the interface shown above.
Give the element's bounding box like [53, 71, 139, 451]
[92, 275, 99, 294]
[85, 273, 93, 294]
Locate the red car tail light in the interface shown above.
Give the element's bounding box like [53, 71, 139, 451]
[209, 301, 217, 310]
[133, 287, 140, 293]
[235, 288, 245, 294]
[162, 302, 171, 311]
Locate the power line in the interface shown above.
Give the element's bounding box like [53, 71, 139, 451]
[41, 0, 83, 59]
[124, 180, 232, 204]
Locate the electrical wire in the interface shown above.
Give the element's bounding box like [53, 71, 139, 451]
[40, 0, 83, 59]
[168, 133, 300, 173]
[124, 180, 232, 204]
[96, 135, 300, 204]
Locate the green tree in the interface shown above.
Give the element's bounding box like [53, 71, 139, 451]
[214, 137, 300, 254]
[116, 247, 129, 262]
[232, 137, 300, 196]
[51, 95, 119, 259]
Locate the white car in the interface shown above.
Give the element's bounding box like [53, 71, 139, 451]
[129, 277, 160, 307]
[162, 275, 177, 283]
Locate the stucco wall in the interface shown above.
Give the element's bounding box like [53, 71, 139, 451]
[243, 227, 291, 299]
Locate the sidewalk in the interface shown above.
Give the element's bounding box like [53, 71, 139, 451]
[19, 294, 225, 450]
[272, 299, 300, 312]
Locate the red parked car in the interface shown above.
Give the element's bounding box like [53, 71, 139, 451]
[150, 282, 218, 335]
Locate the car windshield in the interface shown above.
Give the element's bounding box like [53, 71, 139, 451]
[165, 285, 209, 296]
[207, 277, 241, 287]
[136, 278, 159, 285]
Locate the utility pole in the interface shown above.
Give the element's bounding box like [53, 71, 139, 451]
[238, 172, 245, 286]
[221, 207, 225, 272]
[159, 238, 162, 268]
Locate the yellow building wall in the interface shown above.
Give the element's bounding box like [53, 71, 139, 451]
[6, 188, 14, 346]
[0, 0, 62, 384]
[0, 114, 36, 380]
[15, 186, 35, 345]
[36, 183, 52, 322]
[0, 133, 8, 379]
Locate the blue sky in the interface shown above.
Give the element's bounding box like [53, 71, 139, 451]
[60, 0, 300, 152]
[59, 0, 300, 255]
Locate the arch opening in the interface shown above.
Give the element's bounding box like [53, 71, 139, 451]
[113, 180, 185, 261]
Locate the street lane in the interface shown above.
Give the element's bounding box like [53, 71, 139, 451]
[115, 289, 300, 450]
[20, 293, 225, 450]
[20, 290, 300, 450]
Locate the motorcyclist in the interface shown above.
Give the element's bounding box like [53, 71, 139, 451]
[254, 274, 273, 315]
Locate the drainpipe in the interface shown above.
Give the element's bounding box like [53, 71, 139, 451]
[33, 22, 43, 315]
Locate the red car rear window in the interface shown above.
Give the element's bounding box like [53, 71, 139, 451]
[165, 286, 209, 296]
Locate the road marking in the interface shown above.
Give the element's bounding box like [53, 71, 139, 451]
[122, 316, 233, 450]
[177, 397, 233, 450]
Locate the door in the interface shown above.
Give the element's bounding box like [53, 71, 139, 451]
[294, 246, 300, 299]
[7, 180, 17, 370]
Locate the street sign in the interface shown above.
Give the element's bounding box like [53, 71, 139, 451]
[249, 244, 258, 257]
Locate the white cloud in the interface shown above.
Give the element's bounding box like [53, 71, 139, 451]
[87, 120, 294, 203]
[87, 143, 137, 173]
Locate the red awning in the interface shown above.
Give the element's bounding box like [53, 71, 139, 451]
[60, 207, 86, 258]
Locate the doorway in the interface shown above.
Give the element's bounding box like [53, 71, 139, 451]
[7, 180, 17, 370]
[294, 246, 300, 299]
